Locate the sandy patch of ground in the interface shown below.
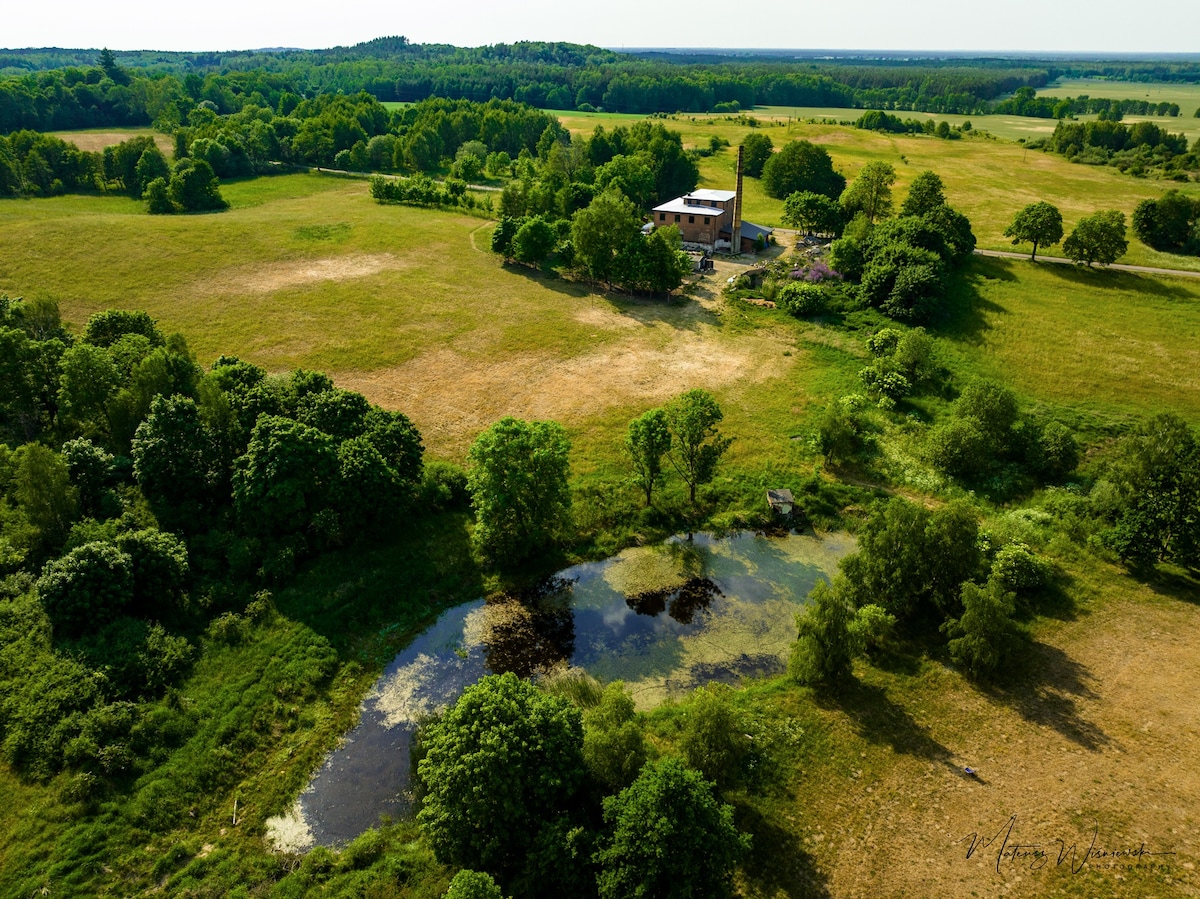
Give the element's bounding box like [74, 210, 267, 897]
[49, 130, 174, 156]
[815, 587, 1200, 898]
[205, 253, 408, 295]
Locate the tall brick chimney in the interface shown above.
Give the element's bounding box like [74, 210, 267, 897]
[731, 144, 744, 255]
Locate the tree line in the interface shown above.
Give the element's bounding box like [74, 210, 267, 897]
[14, 40, 1192, 131]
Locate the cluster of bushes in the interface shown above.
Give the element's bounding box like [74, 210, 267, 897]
[1133, 190, 1200, 255]
[414, 672, 750, 899]
[791, 496, 1046, 686]
[924, 379, 1079, 493]
[369, 173, 487, 212]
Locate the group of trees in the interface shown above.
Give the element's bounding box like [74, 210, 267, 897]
[416, 672, 749, 899]
[463, 389, 733, 570]
[994, 86, 1183, 120]
[0, 130, 228, 211]
[822, 169, 976, 323]
[475, 120, 702, 297]
[790, 495, 1037, 687]
[1004, 200, 1129, 267]
[490, 187, 691, 296]
[1044, 118, 1200, 177]
[0, 297, 430, 782]
[853, 110, 971, 140]
[625, 389, 733, 507]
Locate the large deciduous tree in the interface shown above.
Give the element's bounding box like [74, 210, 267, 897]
[840, 161, 896, 223]
[416, 672, 584, 878]
[36, 541, 133, 636]
[1102, 412, 1200, 568]
[625, 407, 672, 507]
[594, 757, 749, 899]
[571, 188, 641, 286]
[899, 170, 947, 217]
[782, 190, 844, 237]
[761, 139, 845, 201]
[1004, 201, 1063, 261]
[942, 578, 1024, 681]
[1131, 190, 1200, 253]
[132, 395, 214, 526]
[740, 132, 773, 178]
[168, 158, 228, 212]
[790, 576, 855, 690]
[231, 415, 338, 538]
[1063, 210, 1128, 267]
[467, 417, 572, 565]
[664, 389, 733, 504]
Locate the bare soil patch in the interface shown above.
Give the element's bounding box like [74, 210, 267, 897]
[812, 584, 1200, 898]
[204, 253, 410, 295]
[336, 328, 788, 458]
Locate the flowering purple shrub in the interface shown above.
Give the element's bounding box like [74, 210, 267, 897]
[803, 260, 843, 283]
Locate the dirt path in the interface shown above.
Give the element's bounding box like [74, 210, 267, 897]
[975, 248, 1200, 279]
[813, 582, 1200, 898]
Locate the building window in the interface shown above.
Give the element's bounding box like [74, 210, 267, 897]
[688, 215, 695, 224]
[659, 213, 665, 221]
[704, 217, 710, 225]
[674, 214, 680, 223]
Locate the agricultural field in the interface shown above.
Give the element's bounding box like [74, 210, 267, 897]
[1039, 77, 1200, 120]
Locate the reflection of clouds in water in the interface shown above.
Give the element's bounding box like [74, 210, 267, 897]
[373, 649, 486, 728]
[601, 600, 635, 630]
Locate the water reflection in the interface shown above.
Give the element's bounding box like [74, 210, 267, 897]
[481, 577, 577, 679]
[266, 529, 853, 851]
[626, 576, 723, 624]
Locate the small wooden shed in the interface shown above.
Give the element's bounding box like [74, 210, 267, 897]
[766, 488, 794, 517]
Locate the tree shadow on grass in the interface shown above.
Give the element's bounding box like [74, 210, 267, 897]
[1138, 563, 1200, 606]
[986, 640, 1111, 752]
[732, 801, 832, 899]
[933, 263, 1008, 345]
[276, 512, 485, 663]
[1039, 262, 1199, 300]
[500, 261, 715, 333]
[814, 678, 957, 771]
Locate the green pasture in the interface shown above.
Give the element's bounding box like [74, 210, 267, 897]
[940, 257, 1200, 426]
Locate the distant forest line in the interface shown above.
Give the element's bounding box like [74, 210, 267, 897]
[4, 37, 1200, 134]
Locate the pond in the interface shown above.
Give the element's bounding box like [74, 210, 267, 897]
[266, 529, 853, 851]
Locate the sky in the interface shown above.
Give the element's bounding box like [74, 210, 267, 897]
[5, 0, 1199, 55]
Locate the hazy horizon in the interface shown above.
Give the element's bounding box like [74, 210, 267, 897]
[5, 0, 1198, 56]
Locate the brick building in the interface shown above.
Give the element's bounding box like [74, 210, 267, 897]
[649, 147, 772, 254]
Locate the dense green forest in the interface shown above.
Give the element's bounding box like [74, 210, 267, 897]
[4, 38, 1200, 134]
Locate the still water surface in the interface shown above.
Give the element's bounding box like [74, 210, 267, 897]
[267, 529, 852, 850]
